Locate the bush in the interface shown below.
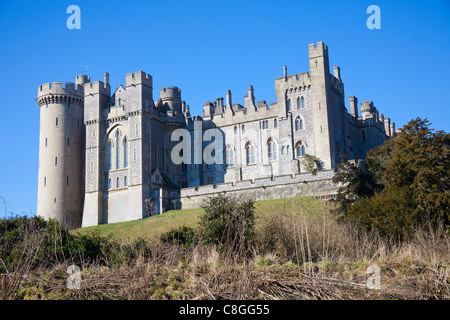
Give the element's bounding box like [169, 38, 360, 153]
[346, 186, 417, 239]
[199, 195, 255, 258]
[160, 226, 197, 247]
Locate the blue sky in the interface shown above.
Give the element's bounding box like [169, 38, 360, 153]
[0, 0, 449, 216]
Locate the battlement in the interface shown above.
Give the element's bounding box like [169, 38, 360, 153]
[38, 82, 84, 99]
[84, 80, 111, 96]
[160, 86, 181, 100]
[125, 71, 152, 88]
[308, 41, 328, 59]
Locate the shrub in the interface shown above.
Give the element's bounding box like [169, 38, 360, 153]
[160, 226, 197, 247]
[199, 195, 255, 258]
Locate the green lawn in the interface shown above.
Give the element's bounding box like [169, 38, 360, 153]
[71, 196, 328, 243]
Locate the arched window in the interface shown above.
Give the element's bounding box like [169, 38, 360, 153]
[274, 118, 278, 128]
[55, 157, 58, 166]
[116, 130, 121, 169]
[268, 138, 278, 161]
[297, 97, 300, 110]
[295, 141, 306, 157]
[123, 137, 128, 167]
[234, 126, 238, 134]
[301, 96, 305, 109]
[117, 177, 120, 188]
[246, 141, 256, 165]
[281, 146, 285, 155]
[242, 124, 245, 133]
[295, 117, 303, 131]
[287, 99, 291, 111]
[124, 176, 128, 187]
[226, 146, 235, 168]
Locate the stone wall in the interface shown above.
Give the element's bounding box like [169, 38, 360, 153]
[180, 170, 338, 209]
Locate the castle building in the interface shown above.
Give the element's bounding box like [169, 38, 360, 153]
[36, 42, 395, 228]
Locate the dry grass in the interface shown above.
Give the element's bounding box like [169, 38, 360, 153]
[2, 197, 449, 300]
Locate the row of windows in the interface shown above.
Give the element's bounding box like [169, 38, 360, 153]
[233, 118, 279, 135]
[108, 176, 128, 189]
[287, 96, 306, 111]
[45, 137, 71, 148]
[43, 175, 70, 186]
[225, 139, 307, 167]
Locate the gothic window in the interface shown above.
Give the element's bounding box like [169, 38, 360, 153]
[281, 146, 285, 155]
[234, 126, 237, 134]
[274, 118, 278, 128]
[109, 140, 113, 170]
[246, 141, 256, 165]
[268, 138, 278, 161]
[301, 97, 305, 109]
[297, 97, 300, 110]
[295, 116, 304, 131]
[295, 141, 306, 157]
[226, 146, 235, 168]
[242, 124, 245, 133]
[262, 120, 269, 129]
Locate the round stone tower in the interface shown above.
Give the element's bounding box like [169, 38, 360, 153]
[160, 86, 182, 116]
[36, 75, 89, 228]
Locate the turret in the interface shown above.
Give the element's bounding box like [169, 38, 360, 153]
[36, 75, 87, 228]
[349, 95, 358, 118]
[160, 86, 182, 115]
[226, 90, 232, 108]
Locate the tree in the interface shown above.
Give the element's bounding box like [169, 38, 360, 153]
[384, 118, 450, 227]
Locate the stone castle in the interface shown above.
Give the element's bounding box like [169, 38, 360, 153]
[36, 42, 395, 228]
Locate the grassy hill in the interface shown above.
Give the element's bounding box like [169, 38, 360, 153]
[72, 196, 325, 243]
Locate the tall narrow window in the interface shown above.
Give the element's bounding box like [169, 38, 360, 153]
[44, 177, 46, 186]
[56, 117, 59, 127]
[116, 131, 121, 169]
[226, 147, 235, 168]
[297, 97, 300, 110]
[287, 99, 291, 111]
[108, 178, 112, 189]
[124, 137, 128, 167]
[268, 138, 278, 161]
[274, 118, 278, 128]
[246, 142, 256, 165]
[117, 177, 120, 188]
[67, 137, 70, 146]
[234, 126, 237, 134]
[124, 176, 128, 187]
[109, 141, 113, 170]
[242, 124, 245, 133]
[55, 157, 58, 166]
[67, 176, 69, 186]
[301, 96, 305, 109]
[45, 138, 47, 147]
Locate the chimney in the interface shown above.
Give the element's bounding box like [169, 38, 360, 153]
[349, 95, 358, 118]
[226, 90, 232, 108]
[333, 64, 341, 81]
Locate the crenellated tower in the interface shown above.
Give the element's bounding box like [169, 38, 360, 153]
[36, 76, 88, 228]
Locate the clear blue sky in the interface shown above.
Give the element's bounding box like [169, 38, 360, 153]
[0, 0, 449, 216]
